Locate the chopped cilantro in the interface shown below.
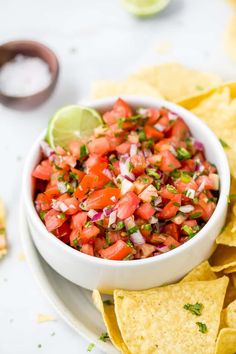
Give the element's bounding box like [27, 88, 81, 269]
[80, 144, 88, 159]
[57, 172, 65, 181]
[189, 212, 202, 219]
[109, 155, 117, 163]
[126, 240, 134, 247]
[180, 172, 191, 183]
[87, 343, 95, 352]
[143, 224, 152, 231]
[103, 299, 113, 305]
[72, 238, 78, 247]
[166, 184, 178, 194]
[85, 221, 92, 228]
[138, 176, 150, 183]
[184, 302, 203, 316]
[154, 181, 161, 190]
[128, 162, 134, 172]
[145, 139, 154, 148]
[196, 322, 208, 333]
[147, 169, 160, 179]
[99, 332, 109, 342]
[104, 181, 115, 188]
[39, 211, 46, 220]
[130, 114, 141, 121]
[176, 147, 191, 160]
[116, 221, 125, 230]
[219, 138, 229, 148]
[128, 226, 138, 234]
[138, 130, 146, 142]
[170, 169, 180, 179]
[69, 172, 78, 180]
[105, 233, 112, 246]
[53, 162, 63, 170]
[117, 117, 126, 128]
[181, 224, 193, 236]
[118, 295, 124, 299]
[123, 253, 133, 260]
[58, 213, 65, 220]
[96, 220, 104, 226]
[108, 163, 115, 171]
[173, 202, 180, 207]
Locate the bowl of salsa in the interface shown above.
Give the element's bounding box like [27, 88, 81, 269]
[23, 96, 230, 292]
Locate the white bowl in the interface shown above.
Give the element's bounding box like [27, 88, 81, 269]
[23, 96, 230, 292]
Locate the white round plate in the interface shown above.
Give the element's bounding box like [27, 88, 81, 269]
[19, 203, 118, 354]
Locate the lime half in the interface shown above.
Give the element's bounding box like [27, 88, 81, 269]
[46, 105, 103, 149]
[122, 0, 170, 16]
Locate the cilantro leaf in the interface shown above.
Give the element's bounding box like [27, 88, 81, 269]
[196, 322, 208, 333]
[183, 302, 203, 316]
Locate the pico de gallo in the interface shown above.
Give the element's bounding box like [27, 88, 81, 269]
[32, 98, 219, 260]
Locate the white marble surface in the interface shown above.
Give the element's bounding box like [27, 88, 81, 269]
[0, 0, 235, 353]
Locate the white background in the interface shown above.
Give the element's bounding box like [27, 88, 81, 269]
[0, 0, 235, 353]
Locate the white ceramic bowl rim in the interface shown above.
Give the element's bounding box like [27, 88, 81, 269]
[23, 96, 230, 268]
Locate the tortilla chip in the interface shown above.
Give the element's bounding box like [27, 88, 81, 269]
[114, 277, 228, 354]
[91, 79, 163, 100]
[0, 199, 7, 258]
[190, 88, 236, 178]
[92, 290, 130, 354]
[210, 245, 236, 272]
[215, 328, 236, 354]
[224, 275, 236, 308]
[129, 62, 221, 102]
[180, 261, 217, 283]
[224, 265, 236, 274]
[225, 299, 236, 328]
[224, 14, 236, 62]
[232, 273, 236, 288]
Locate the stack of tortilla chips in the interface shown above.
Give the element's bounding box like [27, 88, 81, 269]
[91, 62, 236, 353]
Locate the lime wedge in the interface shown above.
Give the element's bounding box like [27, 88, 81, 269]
[46, 105, 103, 149]
[122, 0, 170, 16]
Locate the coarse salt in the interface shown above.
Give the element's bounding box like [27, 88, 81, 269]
[0, 54, 51, 96]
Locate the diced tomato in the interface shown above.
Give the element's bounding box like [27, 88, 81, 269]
[88, 137, 110, 155]
[138, 243, 156, 258]
[133, 175, 153, 194]
[44, 185, 60, 198]
[116, 191, 140, 219]
[170, 118, 190, 141]
[146, 154, 162, 165]
[70, 168, 85, 182]
[158, 194, 181, 219]
[89, 165, 110, 189]
[85, 155, 108, 170]
[85, 188, 121, 210]
[139, 184, 158, 203]
[159, 187, 178, 200]
[69, 140, 82, 159]
[45, 209, 66, 232]
[203, 161, 217, 174]
[155, 138, 172, 152]
[189, 206, 204, 219]
[80, 224, 100, 244]
[80, 244, 94, 256]
[130, 155, 146, 176]
[94, 237, 107, 252]
[71, 211, 87, 230]
[136, 203, 155, 220]
[63, 197, 80, 215]
[107, 231, 122, 244]
[108, 135, 125, 150]
[181, 159, 195, 172]
[160, 150, 181, 172]
[116, 142, 131, 154]
[32, 159, 52, 180]
[35, 193, 51, 212]
[144, 125, 164, 140]
[140, 224, 152, 239]
[74, 175, 99, 199]
[113, 98, 132, 118]
[99, 240, 132, 260]
[163, 223, 179, 241]
[174, 179, 198, 194]
[128, 133, 139, 144]
[70, 228, 79, 247]
[198, 192, 216, 221]
[147, 108, 160, 125]
[54, 221, 71, 239]
[163, 235, 180, 248]
[157, 115, 169, 131]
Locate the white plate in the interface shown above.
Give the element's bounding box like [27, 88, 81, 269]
[19, 203, 118, 354]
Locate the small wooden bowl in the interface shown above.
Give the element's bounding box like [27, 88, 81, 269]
[0, 40, 59, 110]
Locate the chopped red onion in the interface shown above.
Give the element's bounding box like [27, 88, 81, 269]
[143, 149, 152, 158]
[102, 168, 113, 179]
[209, 173, 219, 190]
[52, 200, 68, 212]
[108, 210, 117, 227]
[155, 245, 170, 253]
[169, 145, 177, 156]
[57, 181, 67, 194]
[130, 230, 145, 246]
[123, 174, 135, 182]
[154, 196, 162, 206]
[121, 178, 134, 195]
[149, 216, 159, 224]
[179, 205, 194, 213]
[197, 181, 205, 193]
[103, 206, 114, 217]
[125, 216, 136, 229]
[172, 213, 187, 225]
[87, 209, 98, 218]
[137, 108, 149, 118]
[168, 111, 178, 120]
[185, 188, 196, 199]
[130, 144, 138, 157]
[91, 211, 104, 222]
[194, 140, 204, 151]
[40, 141, 54, 157]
